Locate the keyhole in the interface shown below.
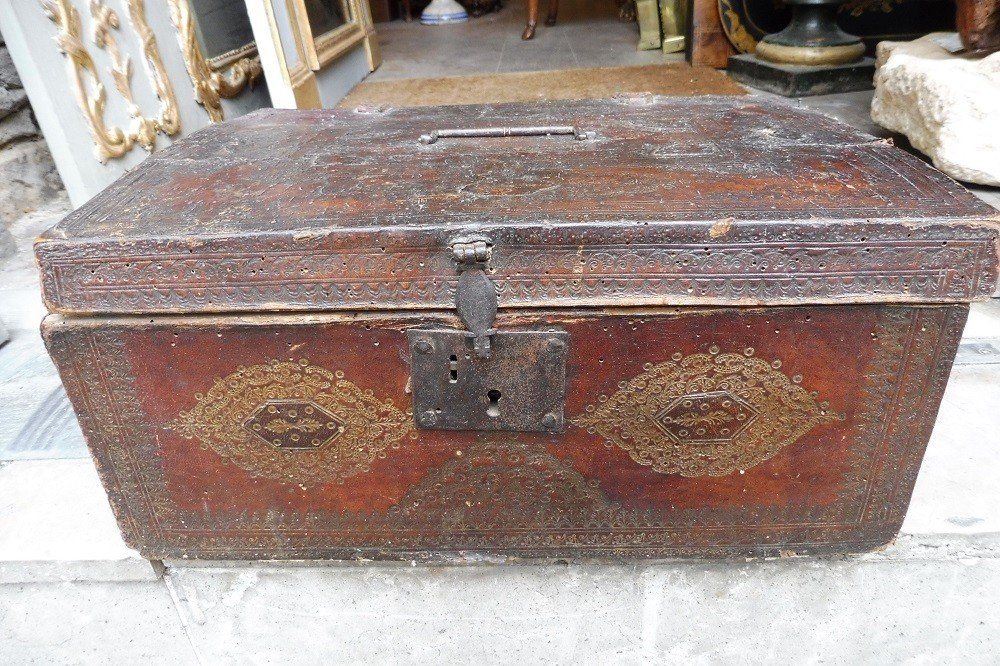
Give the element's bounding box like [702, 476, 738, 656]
[449, 355, 458, 383]
[486, 389, 502, 418]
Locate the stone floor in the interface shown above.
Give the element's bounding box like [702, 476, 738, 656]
[370, 0, 682, 81]
[3, 8, 1000, 662]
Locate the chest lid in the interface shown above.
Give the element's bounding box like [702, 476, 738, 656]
[36, 96, 999, 315]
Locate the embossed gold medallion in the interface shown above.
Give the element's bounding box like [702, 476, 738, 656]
[169, 360, 413, 484]
[572, 347, 843, 477]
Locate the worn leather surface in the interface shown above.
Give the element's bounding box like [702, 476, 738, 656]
[34, 97, 999, 313]
[44, 304, 967, 559]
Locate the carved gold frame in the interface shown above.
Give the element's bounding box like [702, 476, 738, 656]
[287, 0, 379, 71]
[41, 0, 180, 162]
[166, 0, 263, 122]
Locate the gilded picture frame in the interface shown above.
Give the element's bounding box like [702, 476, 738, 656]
[167, 0, 263, 122]
[287, 0, 377, 70]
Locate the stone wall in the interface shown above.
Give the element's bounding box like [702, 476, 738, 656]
[0, 29, 64, 259]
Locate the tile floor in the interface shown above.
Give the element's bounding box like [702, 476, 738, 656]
[0, 198, 85, 462]
[370, 0, 683, 81]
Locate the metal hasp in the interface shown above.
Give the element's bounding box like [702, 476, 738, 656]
[407, 237, 569, 432]
[451, 238, 497, 358]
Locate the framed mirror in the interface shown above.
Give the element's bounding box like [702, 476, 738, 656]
[187, 0, 259, 68]
[167, 0, 263, 121]
[290, 0, 373, 69]
[302, 0, 352, 36]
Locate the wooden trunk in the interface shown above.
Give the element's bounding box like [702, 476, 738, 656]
[687, 0, 735, 67]
[36, 97, 999, 561]
[956, 0, 1000, 54]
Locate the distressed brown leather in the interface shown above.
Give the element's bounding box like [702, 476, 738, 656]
[37, 97, 1000, 560]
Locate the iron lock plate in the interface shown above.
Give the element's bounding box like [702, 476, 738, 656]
[407, 328, 568, 432]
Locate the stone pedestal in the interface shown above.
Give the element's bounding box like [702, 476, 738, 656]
[871, 34, 1000, 186]
[728, 54, 875, 97]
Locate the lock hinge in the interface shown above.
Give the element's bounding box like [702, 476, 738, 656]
[451, 239, 492, 266]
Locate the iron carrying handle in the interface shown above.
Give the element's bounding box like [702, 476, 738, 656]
[419, 125, 596, 144]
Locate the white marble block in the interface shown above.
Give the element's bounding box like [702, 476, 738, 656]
[871, 34, 1000, 187]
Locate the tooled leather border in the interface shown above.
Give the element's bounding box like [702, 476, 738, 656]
[37, 224, 998, 314]
[46, 304, 967, 559]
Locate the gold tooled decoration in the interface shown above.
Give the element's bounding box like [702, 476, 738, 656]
[168, 360, 414, 484]
[389, 438, 615, 528]
[572, 347, 843, 477]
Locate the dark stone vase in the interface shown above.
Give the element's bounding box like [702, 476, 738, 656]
[757, 0, 866, 65]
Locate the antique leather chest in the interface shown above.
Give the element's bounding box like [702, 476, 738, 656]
[36, 96, 999, 560]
